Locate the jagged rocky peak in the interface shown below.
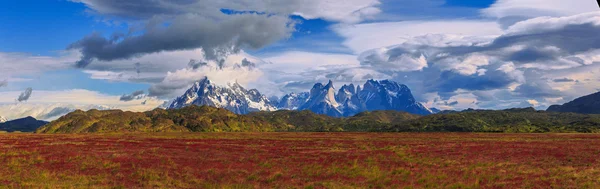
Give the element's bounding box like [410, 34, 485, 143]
[169, 78, 432, 117]
[277, 92, 309, 110]
[298, 80, 343, 117]
[357, 79, 432, 115]
[336, 84, 356, 103]
[168, 77, 277, 114]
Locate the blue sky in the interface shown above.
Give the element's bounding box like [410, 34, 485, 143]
[1, 0, 599, 118]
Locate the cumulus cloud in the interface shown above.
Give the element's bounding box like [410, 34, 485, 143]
[336, 11, 600, 110]
[359, 47, 428, 72]
[482, 0, 598, 19]
[69, 14, 294, 67]
[148, 57, 264, 97]
[482, 0, 599, 28]
[363, 12, 600, 90]
[332, 21, 502, 53]
[68, 0, 382, 67]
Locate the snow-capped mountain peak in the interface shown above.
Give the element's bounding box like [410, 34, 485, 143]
[298, 80, 343, 117]
[169, 78, 432, 117]
[336, 84, 356, 103]
[357, 79, 432, 115]
[168, 77, 277, 114]
[277, 92, 309, 110]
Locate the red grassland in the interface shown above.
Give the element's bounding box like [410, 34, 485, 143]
[1, 133, 600, 188]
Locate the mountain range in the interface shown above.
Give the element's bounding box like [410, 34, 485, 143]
[168, 78, 433, 117]
[36, 105, 600, 134]
[168, 77, 277, 114]
[0, 116, 48, 132]
[547, 91, 600, 114]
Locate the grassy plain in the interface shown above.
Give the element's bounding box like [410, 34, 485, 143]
[1, 133, 599, 188]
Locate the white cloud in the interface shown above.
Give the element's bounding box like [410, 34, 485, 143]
[262, 51, 360, 74]
[482, 0, 598, 19]
[0, 51, 79, 80]
[292, 0, 381, 23]
[0, 89, 165, 120]
[333, 20, 502, 53]
[437, 54, 490, 75]
[505, 11, 600, 35]
[359, 47, 428, 72]
[148, 56, 264, 97]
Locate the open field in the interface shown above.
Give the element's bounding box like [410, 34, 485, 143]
[1, 133, 600, 188]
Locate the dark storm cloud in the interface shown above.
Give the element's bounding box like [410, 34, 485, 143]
[119, 90, 146, 101]
[514, 80, 562, 98]
[148, 81, 192, 97]
[553, 78, 575, 83]
[135, 62, 141, 76]
[445, 101, 459, 106]
[241, 58, 256, 69]
[69, 0, 206, 19]
[187, 59, 208, 70]
[69, 14, 294, 67]
[428, 70, 518, 93]
[361, 12, 600, 101]
[17, 88, 33, 102]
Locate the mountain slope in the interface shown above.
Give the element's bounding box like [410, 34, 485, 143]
[0, 116, 49, 132]
[168, 78, 432, 117]
[0, 116, 7, 123]
[547, 91, 600, 114]
[358, 80, 432, 115]
[277, 92, 309, 110]
[389, 108, 600, 133]
[298, 81, 343, 117]
[168, 77, 277, 114]
[37, 106, 600, 133]
[285, 79, 432, 117]
[38, 106, 425, 133]
[37, 106, 280, 133]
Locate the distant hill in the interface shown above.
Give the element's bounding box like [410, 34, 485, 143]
[547, 91, 600, 114]
[37, 106, 600, 133]
[37, 106, 423, 133]
[37, 106, 278, 133]
[0, 116, 49, 132]
[389, 108, 600, 133]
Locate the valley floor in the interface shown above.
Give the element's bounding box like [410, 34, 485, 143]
[1, 133, 600, 188]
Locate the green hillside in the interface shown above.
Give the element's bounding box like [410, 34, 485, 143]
[36, 106, 600, 133]
[388, 108, 600, 133]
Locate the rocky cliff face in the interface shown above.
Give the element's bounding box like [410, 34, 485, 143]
[168, 77, 277, 114]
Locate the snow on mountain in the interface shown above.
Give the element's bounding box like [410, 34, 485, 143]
[297, 80, 343, 117]
[168, 77, 277, 114]
[357, 80, 433, 115]
[169, 77, 432, 117]
[282, 79, 432, 116]
[0, 116, 7, 123]
[277, 92, 309, 110]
